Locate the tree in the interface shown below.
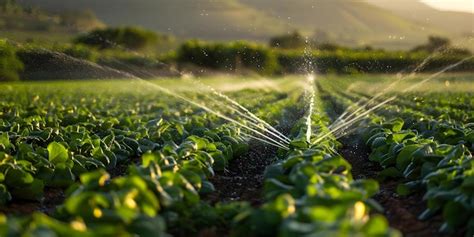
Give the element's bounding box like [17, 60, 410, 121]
[269, 31, 306, 49]
[0, 39, 23, 81]
[74, 27, 161, 50]
[59, 10, 105, 32]
[412, 36, 451, 52]
[312, 29, 331, 44]
[412, 35, 471, 55]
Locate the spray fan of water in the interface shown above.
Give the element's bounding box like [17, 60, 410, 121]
[17, 38, 473, 151]
[23, 43, 293, 150]
[312, 55, 474, 145]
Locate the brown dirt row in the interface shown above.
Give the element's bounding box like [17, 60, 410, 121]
[206, 142, 278, 206]
[318, 82, 453, 236]
[339, 138, 454, 237]
[206, 98, 305, 206]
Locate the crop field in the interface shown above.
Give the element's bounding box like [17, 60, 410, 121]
[0, 73, 472, 237]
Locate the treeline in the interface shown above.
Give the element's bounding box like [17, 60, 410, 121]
[278, 50, 473, 74]
[176, 41, 279, 74]
[14, 43, 173, 81]
[0, 26, 177, 81]
[176, 39, 474, 75]
[1, 26, 474, 81]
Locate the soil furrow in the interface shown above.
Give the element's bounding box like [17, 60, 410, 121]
[206, 142, 277, 206]
[339, 138, 450, 237]
[207, 96, 305, 206]
[317, 83, 455, 237]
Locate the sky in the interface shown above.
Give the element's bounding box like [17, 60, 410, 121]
[422, 0, 474, 13]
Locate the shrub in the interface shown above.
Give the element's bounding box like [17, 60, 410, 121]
[74, 26, 161, 50]
[277, 50, 474, 74]
[177, 40, 279, 75]
[53, 44, 98, 62]
[269, 31, 306, 49]
[412, 35, 471, 56]
[0, 39, 23, 81]
[412, 36, 451, 53]
[177, 39, 474, 75]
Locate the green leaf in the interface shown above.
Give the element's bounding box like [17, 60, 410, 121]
[383, 118, 404, 132]
[418, 208, 438, 221]
[443, 201, 469, 228]
[365, 198, 384, 213]
[79, 169, 110, 187]
[379, 167, 402, 178]
[0, 184, 11, 205]
[371, 137, 387, 149]
[396, 183, 412, 196]
[128, 216, 168, 237]
[0, 133, 11, 152]
[5, 167, 34, 187]
[264, 194, 295, 218]
[353, 179, 379, 197]
[47, 142, 70, 166]
[290, 138, 307, 149]
[264, 163, 284, 179]
[362, 215, 393, 235]
[210, 151, 227, 171]
[264, 179, 293, 199]
[199, 180, 215, 195]
[396, 144, 420, 171]
[461, 176, 474, 193]
[47, 168, 76, 188]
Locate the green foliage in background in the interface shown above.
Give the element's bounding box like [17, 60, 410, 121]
[74, 27, 168, 51]
[0, 39, 23, 81]
[177, 39, 473, 75]
[53, 44, 99, 62]
[412, 35, 471, 56]
[269, 31, 306, 49]
[2, 34, 474, 81]
[177, 40, 279, 75]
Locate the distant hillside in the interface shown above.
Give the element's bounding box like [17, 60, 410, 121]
[365, 0, 473, 35]
[0, 0, 105, 43]
[17, 0, 288, 41]
[240, 0, 444, 47]
[0, 0, 104, 33]
[16, 0, 471, 48]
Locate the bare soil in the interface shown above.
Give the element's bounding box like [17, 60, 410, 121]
[339, 137, 462, 237]
[0, 188, 64, 216]
[206, 142, 277, 206]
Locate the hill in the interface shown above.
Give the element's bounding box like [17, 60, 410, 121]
[0, 0, 105, 44]
[15, 0, 471, 48]
[365, 0, 473, 35]
[16, 0, 288, 41]
[240, 0, 444, 47]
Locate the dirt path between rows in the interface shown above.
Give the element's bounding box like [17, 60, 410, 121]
[339, 137, 460, 237]
[206, 143, 277, 206]
[317, 81, 456, 236]
[207, 101, 304, 206]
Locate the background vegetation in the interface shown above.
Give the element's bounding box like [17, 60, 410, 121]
[0, 0, 472, 80]
[17, 0, 474, 50]
[0, 39, 23, 81]
[74, 27, 171, 51]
